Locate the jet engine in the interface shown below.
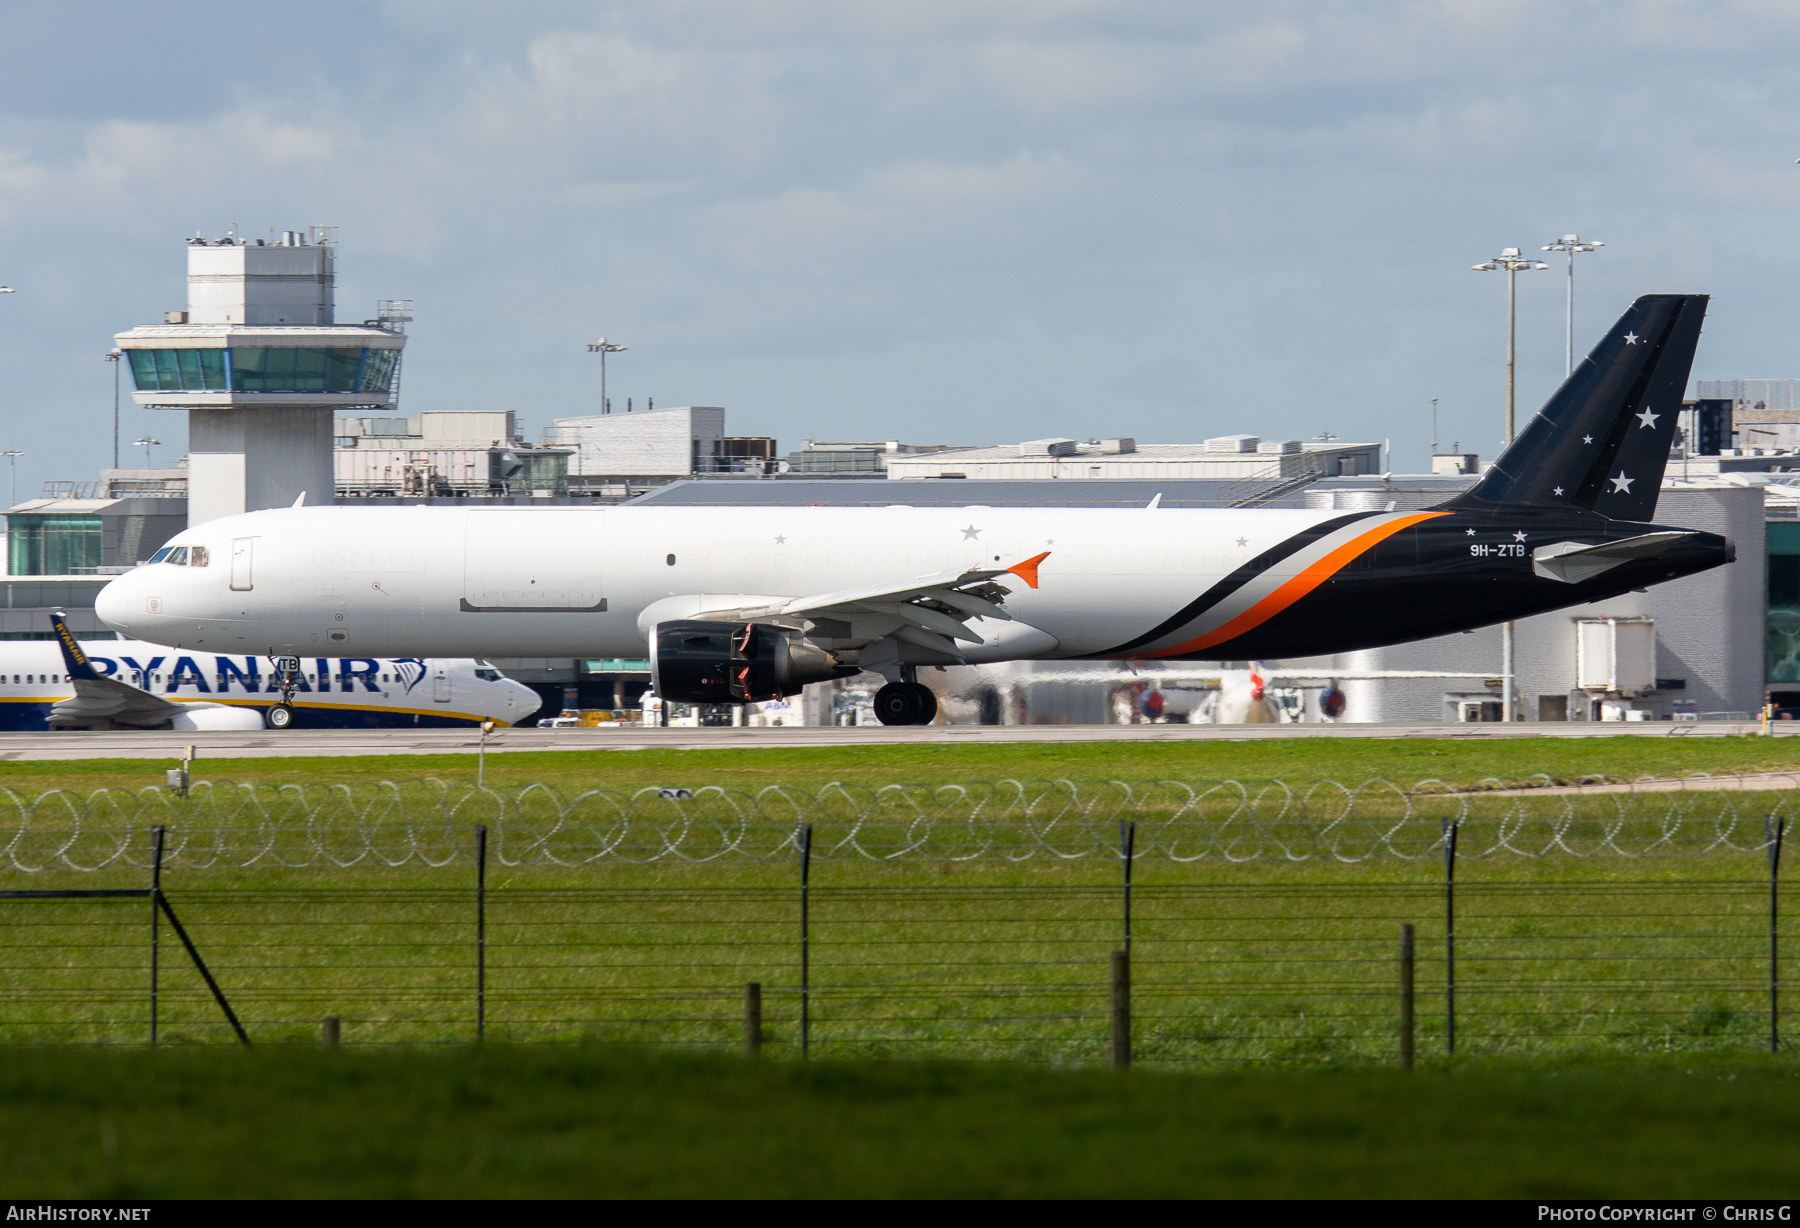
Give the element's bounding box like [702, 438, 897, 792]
[651, 620, 851, 704]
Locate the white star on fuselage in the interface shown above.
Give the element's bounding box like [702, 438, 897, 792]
[1610, 472, 1634, 494]
[1624, 332, 1640, 345]
[1636, 407, 1660, 429]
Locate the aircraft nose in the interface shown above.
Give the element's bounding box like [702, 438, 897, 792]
[94, 575, 134, 633]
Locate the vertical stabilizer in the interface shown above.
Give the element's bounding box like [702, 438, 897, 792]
[1446, 294, 1707, 520]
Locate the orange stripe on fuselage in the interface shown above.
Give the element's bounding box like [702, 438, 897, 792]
[1144, 512, 1450, 658]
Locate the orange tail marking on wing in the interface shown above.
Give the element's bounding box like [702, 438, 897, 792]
[1006, 551, 1051, 589]
[1146, 512, 1450, 658]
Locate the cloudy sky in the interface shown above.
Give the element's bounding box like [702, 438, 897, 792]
[2, 1, 1799, 495]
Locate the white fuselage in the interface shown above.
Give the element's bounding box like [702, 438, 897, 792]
[94, 503, 1352, 661]
[0, 636, 541, 729]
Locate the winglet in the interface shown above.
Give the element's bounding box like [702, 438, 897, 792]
[1005, 551, 1050, 589]
[47, 611, 101, 682]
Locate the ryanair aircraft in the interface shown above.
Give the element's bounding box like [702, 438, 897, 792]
[15, 613, 541, 731]
[95, 295, 1733, 726]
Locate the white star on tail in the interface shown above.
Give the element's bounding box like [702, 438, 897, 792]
[1582, 435, 1594, 445]
[1513, 531, 1527, 542]
[1624, 332, 1640, 345]
[1553, 486, 1564, 496]
[1636, 407, 1660, 429]
[1610, 472, 1635, 494]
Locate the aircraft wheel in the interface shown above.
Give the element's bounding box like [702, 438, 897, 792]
[873, 683, 922, 726]
[265, 703, 297, 730]
[909, 683, 938, 725]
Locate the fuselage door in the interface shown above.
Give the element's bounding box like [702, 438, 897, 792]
[433, 668, 451, 703]
[462, 510, 602, 611]
[229, 538, 254, 591]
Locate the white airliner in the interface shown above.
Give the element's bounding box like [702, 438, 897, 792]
[93, 296, 1734, 725]
[16, 613, 541, 731]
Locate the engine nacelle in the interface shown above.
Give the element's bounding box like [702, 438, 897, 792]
[651, 620, 848, 704]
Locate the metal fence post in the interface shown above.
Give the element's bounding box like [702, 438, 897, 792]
[1110, 950, 1130, 1068]
[1771, 816, 1787, 1054]
[150, 825, 164, 1047]
[1443, 818, 1459, 1056]
[799, 822, 813, 1059]
[745, 982, 762, 1057]
[1400, 922, 1416, 1070]
[1119, 819, 1136, 957]
[476, 824, 488, 1042]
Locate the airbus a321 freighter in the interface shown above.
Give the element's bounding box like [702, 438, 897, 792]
[95, 294, 1733, 726]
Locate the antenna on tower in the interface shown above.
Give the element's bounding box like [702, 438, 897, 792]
[374, 299, 414, 409]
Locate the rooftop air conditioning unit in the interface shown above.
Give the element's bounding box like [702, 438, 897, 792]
[1018, 438, 1078, 457]
[1257, 439, 1301, 454]
[1100, 437, 1136, 454]
[1205, 434, 1259, 453]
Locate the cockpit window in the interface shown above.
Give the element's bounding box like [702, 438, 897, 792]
[475, 668, 501, 681]
[164, 547, 189, 566]
[189, 546, 210, 567]
[147, 547, 173, 564]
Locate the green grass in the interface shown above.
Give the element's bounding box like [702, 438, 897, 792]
[2, 731, 1798, 796]
[2, 1045, 1796, 1197]
[0, 735, 1791, 1061]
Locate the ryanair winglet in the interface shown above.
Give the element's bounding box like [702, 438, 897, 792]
[47, 611, 101, 682]
[1006, 551, 1050, 589]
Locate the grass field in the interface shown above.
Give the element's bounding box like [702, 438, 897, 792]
[0, 730, 1797, 797]
[2, 1046, 1795, 1198]
[0, 736, 1791, 1062]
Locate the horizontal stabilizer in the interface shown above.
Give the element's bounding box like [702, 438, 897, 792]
[1531, 531, 1696, 584]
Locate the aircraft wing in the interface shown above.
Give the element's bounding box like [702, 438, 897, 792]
[695, 553, 1050, 662]
[47, 611, 187, 728]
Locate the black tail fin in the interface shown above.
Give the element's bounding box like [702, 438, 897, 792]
[1445, 293, 1707, 521]
[48, 611, 101, 682]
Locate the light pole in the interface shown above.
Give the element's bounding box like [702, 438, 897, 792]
[103, 350, 123, 469]
[1541, 235, 1603, 377]
[1, 450, 21, 508]
[134, 437, 160, 468]
[1472, 247, 1548, 723]
[586, 337, 627, 415]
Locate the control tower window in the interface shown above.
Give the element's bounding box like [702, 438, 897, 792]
[126, 347, 399, 394]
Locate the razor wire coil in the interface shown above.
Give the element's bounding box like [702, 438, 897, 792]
[0, 773, 1794, 872]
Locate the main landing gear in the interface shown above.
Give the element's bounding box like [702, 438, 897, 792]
[874, 682, 938, 726]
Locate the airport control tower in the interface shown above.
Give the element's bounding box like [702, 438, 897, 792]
[113, 229, 405, 524]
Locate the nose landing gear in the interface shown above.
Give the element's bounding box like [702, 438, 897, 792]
[265, 656, 302, 731]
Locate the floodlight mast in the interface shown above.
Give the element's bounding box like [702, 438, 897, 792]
[586, 338, 627, 415]
[1471, 248, 1547, 724]
[1542, 235, 1604, 377]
